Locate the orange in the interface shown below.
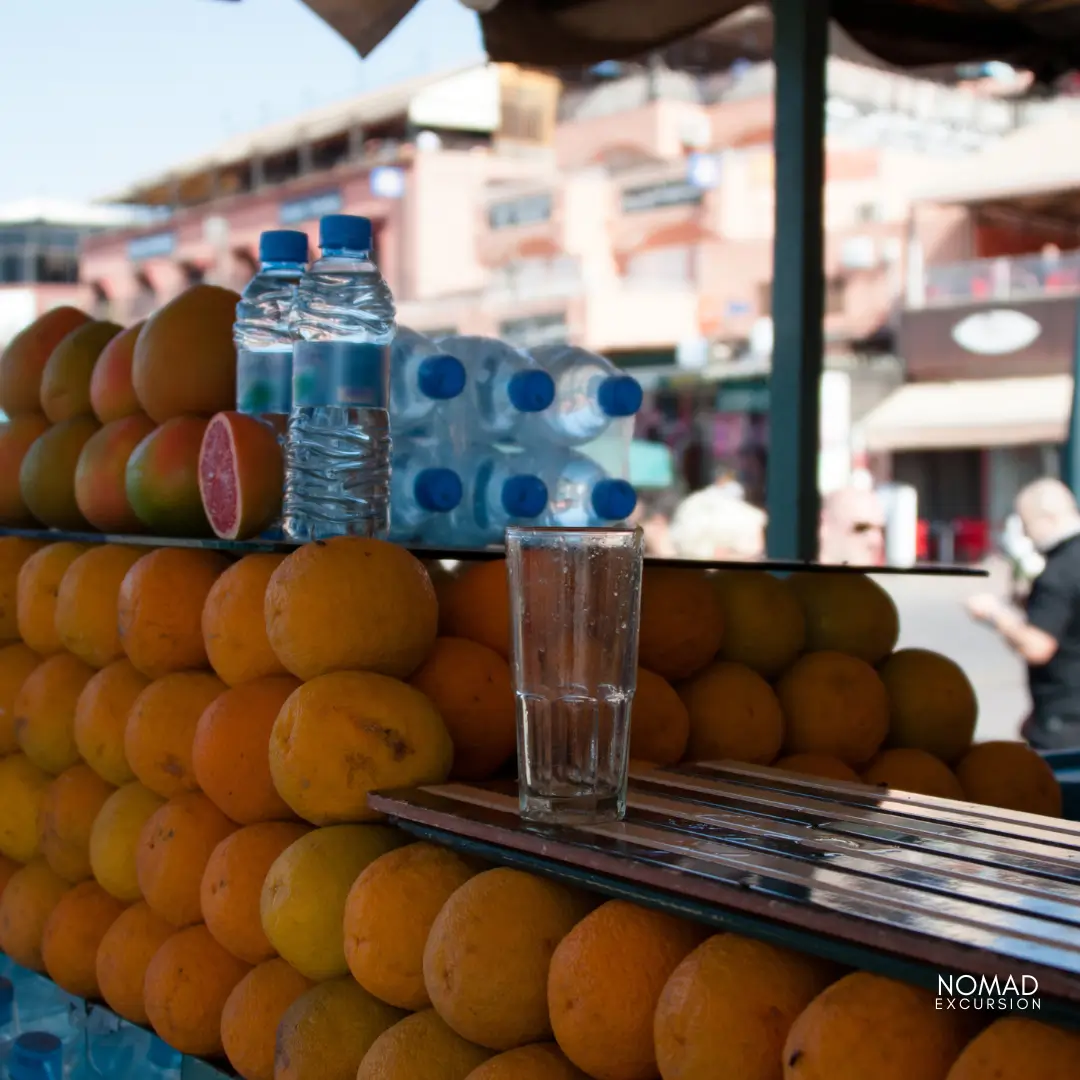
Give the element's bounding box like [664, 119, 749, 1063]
[0, 859, 71, 970]
[88, 782, 166, 901]
[423, 867, 596, 1051]
[629, 667, 689, 767]
[95, 900, 175, 1024]
[143, 923, 252, 1056]
[344, 842, 478, 1010]
[18, 416, 101, 529]
[654, 933, 838, 1080]
[16, 542, 89, 655]
[260, 824, 405, 982]
[132, 284, 240, 423]
[0, 306, 91, 416]
[39, 320, 123, 423]
[945, 1017, 1080, 1080]
[713, 570, 806, 677]
[201, 821, 311, 964]
[221, 958, 313, 1080]
[862, 749, 964, 800]
[357, 1009, 494, 1080]
[787, 572, 899, 665]
[14, 651, 95, 774]
[40, 879, 128, 997]
[409, 637, 516, 781]
[0, 536, 45, 643]
[201, 553, 289, 686]
[117, 547, 230, 677]
[55, 544, 144, 668]
[547, 900, 706, 1080]
[438, 559, 511, 659]
[274, 978, 406, 1080]
[0, 855, 20, 902]
[198, 411, 284, 540]
[192, 675, 300, 824]
[880, 648, 978, 764]
[955, 741, 1063, 817]
[37, 764, 116, 883]
[773, 754, 861, 783]
[782, 971, 969, 1080]
[638, 567, 725, 681]
[777, 651, 889, 767]
[0, 643, 42, 755]
[269, 671, 452, 825]
[0, 754, 52, 862]
[0, 416, 51, 526]
[135, 791, 237, 928]
[678, 661, 784, 765]
[90, 320, 144, 423]
[125, 671, 226, 797]
[265, 538, 438, 681]
[73, 659, 149, 786]
[463, 1045, 589, 1080]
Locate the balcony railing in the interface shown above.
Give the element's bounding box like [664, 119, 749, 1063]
[921, 251, 1080, 308]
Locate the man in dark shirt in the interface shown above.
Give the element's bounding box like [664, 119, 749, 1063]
[967, 478, 1080, 750]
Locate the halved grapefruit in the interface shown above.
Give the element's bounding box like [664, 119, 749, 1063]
[198, 411, 283, 540]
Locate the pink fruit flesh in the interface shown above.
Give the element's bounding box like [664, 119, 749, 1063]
[199, 418, 239, 538]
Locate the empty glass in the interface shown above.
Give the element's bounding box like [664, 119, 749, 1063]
[506, 526, 644, 824]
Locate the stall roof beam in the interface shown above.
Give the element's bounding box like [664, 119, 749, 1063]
[765, 0, 827, 561]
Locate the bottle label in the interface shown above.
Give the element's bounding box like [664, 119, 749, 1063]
[237, 348, 292, 415]
[293, 341, 389, 409]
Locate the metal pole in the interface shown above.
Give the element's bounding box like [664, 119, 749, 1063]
[765, 0, 829, 560]
[1061, 300, 1080, 495]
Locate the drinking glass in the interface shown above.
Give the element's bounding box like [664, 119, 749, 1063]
[505, 526, 644, 824]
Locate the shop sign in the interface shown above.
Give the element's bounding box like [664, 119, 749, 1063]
[716, 377, 770, 414]
[950, 308, 1042, 356]
[127, 232, 175, 261]
[621, 179, 704, 214]
[279, 189, 343, 225]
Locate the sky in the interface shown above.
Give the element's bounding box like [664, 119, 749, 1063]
[0, 0, 483, 204]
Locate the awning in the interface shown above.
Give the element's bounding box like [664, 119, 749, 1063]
[859, 374, 1072, 452]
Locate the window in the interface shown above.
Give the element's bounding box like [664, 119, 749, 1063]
[499, 312, 568, 349]
[825, 276, 846, 315]
[488, 193, 553, 230]
[855, 201, 884, 224]
[624, 246, 695, 287]
[621, 180, 703, 214]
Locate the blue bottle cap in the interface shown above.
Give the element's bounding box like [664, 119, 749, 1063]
[507, 370, 555, 413]
[501, 475, 548, 519]
[417, 355, 466, 400]
[10, 1032, 63, 1080]
[597, 374, 643, 417]
[319, 214, 372, 252]
[591, 478, 637, 522]
[148, 1036, 183, 1069]
[414, 468, 463, 513]
[259, 229, 308, 264]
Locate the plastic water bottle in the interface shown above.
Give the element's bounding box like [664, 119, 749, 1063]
[8, 1032, 64, 1080]
[0, 978, 18, 1072]
[234, 229, 308, 424]
[86, 1010, 180, 1080]
[522, 344, 643, 447]
[388, 441, 464, 543]
[437, 336, 555, 443]
[284, 215, 396, 540]
[424, 447, 549, 547]
[540, 450, 637, 527]
[389, 327, 466, 435]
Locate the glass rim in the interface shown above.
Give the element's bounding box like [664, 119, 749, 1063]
[504, 525, 643, 542]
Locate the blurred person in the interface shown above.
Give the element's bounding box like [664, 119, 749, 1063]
[629, 489, 682, 557]
[818, 486, 887, 566]
[669, 486, 766, 561]
[967, 478, 1080, 750]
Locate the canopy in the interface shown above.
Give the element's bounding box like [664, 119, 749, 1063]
[294, 0, 1080, 77]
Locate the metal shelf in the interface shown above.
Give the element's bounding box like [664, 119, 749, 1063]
[0, 528, 988, 576]
[369, 763, 1080, 1030]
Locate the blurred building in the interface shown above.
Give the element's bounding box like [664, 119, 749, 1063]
[0, 198, 144, 348]
[78, 49, 1057, 507]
